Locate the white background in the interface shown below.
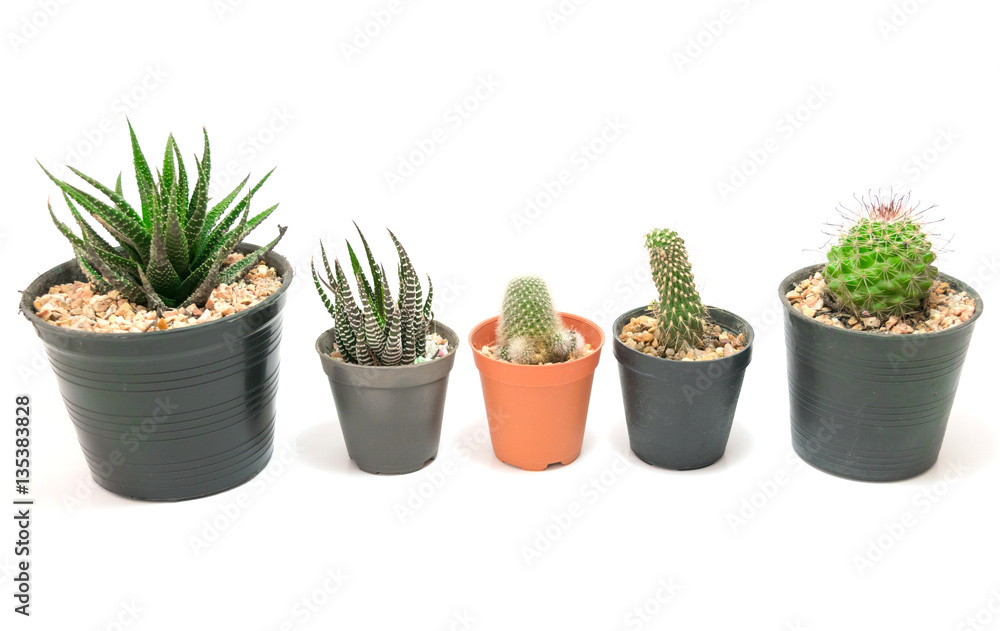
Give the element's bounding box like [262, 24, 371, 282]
[3, 0, 999, 629]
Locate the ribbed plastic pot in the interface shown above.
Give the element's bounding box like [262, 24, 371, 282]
[781, 264, 984, 482]
[469, 313, 604, 471]
[613, 306, 754, 470]
[316, 323, 458, 475]
[20, 244, 292, 501]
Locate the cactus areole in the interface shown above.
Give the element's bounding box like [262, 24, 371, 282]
[824, 193, 938, 319]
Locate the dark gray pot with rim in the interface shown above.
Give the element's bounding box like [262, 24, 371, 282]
[315, 323, 459, 474]
[20, 244, 292, 501]
[613, 306, 754, 470]
[780, 264, 984, 482]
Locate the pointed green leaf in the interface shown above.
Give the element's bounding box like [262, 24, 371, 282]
[160, 135, 176, 211]
[354, 222, 385, 321]
[172, 143, 189, 223]
[66, 165, 141, 225]
[39, 162, 150, 257]
[196, 169, 273, 257]
[185, 130, 211, 247]
[127, 120, 160, 230]
[136, 266, 170, 310]
[311, 258, 337, 319]
[320, 241, 335, 286]
[347, 240, 382, 327]
[84, 244, 148, 306]
[146, 210, 182, 295]
[164, 172, 190, 278]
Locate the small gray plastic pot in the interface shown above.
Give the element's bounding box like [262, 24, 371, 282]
[315, 323, 459, 474]
[780, 264, 984, 482]
[613, 306, 754, 470]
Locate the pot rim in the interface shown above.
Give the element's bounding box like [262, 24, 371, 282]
[467, 311, 606, 370]
[314, 320, 460, 370]
[779, 263, 985, 340]
[611, 304, 754, 365]
[19, 242, 293, 341]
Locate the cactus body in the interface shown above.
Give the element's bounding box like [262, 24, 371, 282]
[496, 276, 583, 365]
[645, 228, 706, 349]
[825, 196, 937, 318]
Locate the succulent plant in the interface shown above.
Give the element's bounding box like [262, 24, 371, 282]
[825, 192, 937, 318]
[39, 122, 286, 310]
[495, 276, 583, 365]
[645, 228, 707, 349]
[312, 225, 434, 366]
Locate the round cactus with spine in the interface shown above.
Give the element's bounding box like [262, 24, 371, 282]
[496, 276, 583, 365]
[825, 193, 937, 318]
[645, 228, 706, 349]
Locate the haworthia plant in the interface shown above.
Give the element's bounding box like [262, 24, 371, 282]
[825, 192, 937, 318]
[312, 225, 434, 366]
[40, 122, 286, 310]
[645, 228, 707, 349]
[495, 275, 583, 365]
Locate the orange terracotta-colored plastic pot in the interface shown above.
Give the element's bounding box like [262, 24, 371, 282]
[469, 313, 605, 471]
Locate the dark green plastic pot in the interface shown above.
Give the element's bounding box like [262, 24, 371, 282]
[781, 264, 984, 482]
[614, 306, 754, 470]
[316, 323, 458, 475]
[20, 244, 292, 501]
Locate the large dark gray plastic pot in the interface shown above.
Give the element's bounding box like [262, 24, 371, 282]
[20, 244, 293, 501]
[781, 264, 984, 482]
[315, 323, 458, 474]
[613, 306, 754, 470]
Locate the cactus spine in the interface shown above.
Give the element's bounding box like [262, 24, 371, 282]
[645, 228, 706, 349]
[825, 193, 937, 318]
[496, 276, 583, 365]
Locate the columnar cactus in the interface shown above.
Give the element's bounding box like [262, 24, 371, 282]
[312, 225, 434, 366]
[496, 276, 583, 365]
[825, 193, 937, 318]
[645, 228, 706, 349]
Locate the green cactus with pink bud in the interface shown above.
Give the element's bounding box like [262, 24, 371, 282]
[825, 193, 937, 318]
[645, 228, 707, 349]
[496, 276, 583, 365]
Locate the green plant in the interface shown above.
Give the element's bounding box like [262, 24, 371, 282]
[645, 228, 706, 349]
[825, 193, 937, 318]
[39, 122, 286, 310]
[495, 275, 583, 365]
[312, 225, 434, 366]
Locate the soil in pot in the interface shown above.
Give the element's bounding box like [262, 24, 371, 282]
[20, 244, 293, 501]
[618, 313, 748, 361]
[785, 270, 977, 334]
[31, 253, 282, 332]
[780, 264, 984, 482]
[469, 313, 605, 472]
[316, 323, 460, 475]
[614, 306, 753, 470]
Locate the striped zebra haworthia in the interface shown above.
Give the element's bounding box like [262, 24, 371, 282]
[312, 225, 434, 366]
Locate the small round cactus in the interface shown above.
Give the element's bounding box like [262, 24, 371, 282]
[496, 276, 584, 365]
[825, 193, 937, 318]
[645, 228, 706, 349]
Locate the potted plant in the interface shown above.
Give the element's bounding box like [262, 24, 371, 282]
[780, 192, 984, 481]
[469, 276, 604, 471]
[612, 228, 754, 470]
[311, 225, 458, 474]
[21, 123, 291, 501]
